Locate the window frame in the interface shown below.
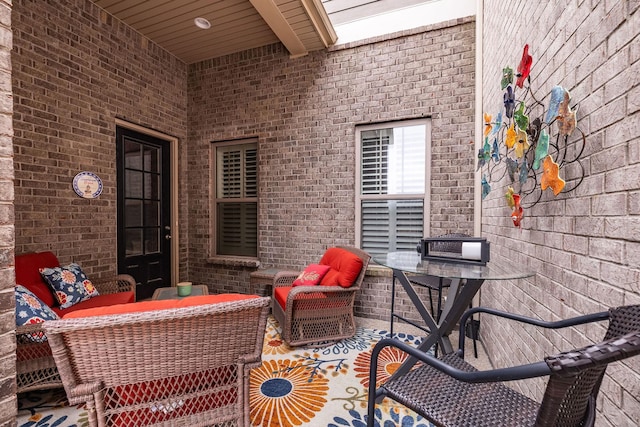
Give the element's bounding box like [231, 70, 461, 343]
[210, 137, 259, 259]
[355, 119, 431, 252]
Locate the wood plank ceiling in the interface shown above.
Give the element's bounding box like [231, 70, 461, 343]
[92, 0, 337, 64]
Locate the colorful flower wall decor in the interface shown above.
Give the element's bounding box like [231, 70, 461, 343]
[478, 44, 586, 228]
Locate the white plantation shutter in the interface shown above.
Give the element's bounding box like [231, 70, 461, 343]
[395, 199, 424, 249]
[357, 122, 429, 257]
[361, 199, 424, 255]
[220, 150, 241, 197]
[215, 141, 258, 257]
[361, 129, 390, 195]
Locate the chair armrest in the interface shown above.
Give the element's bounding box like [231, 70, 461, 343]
[92, 274, 136, 297]
[545, 331, 640, 377]
[65, 381, 104, 406]
[285, 284, 355, 302]
[370, 338, 551, 390]
[16, 322, 45, 335]
[457, 306, 610, 357]
[16, 322, 47, 344]
[273, 271, 300, 288]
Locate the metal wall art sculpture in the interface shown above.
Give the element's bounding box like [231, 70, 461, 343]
[478, 44, 586, 228]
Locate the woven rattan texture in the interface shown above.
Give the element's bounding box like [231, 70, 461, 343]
[16, 275, 136, 393]
[383, 353, 539, 427]
[537, 305, 640, 427]
[44, 296, 270, 427]
[272, 246, 371, 346]
[375, 304, 640, 427]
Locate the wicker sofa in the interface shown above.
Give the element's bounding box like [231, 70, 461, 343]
[43, 294, 270, 427]
[15, 251, 136, 393]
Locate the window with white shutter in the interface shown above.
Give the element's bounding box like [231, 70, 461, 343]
[356, 120, 430, 257]
[213, 139, 258, 257]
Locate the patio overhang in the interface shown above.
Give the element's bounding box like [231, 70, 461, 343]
[92, 0, 338, 63]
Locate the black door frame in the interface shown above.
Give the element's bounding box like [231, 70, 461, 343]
[115, 119, 178, 297]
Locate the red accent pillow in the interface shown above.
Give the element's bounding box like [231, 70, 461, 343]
[319, 247, 364, 288]
[15, 251, 60, 307]
[291, 264, 331, 287]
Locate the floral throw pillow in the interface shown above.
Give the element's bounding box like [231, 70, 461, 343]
[40, 263, 100, 309]
[15, 285, 59, 342]
[291, 264, 332, 287]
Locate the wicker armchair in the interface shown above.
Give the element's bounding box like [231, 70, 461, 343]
[272, 246, 371, 346]
[367, 304, 640, 427]
[16, 274, 136, 393]
[43, 296, 270, 427]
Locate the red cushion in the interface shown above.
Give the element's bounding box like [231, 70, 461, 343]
[52, 291, 135, 317]
[111, 389, 236, 426]
[110, 369, 237, 426]
[63, 293, 258, 319]
[274, 286, 291, 309]
[320, 268, 341, 287]
[318, 247, 364, 288]
[291, 264, 331, 287]
[15, 251, 60, 307]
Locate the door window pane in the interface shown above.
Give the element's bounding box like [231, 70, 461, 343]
[122, 136, 166, 257]
[145, 228, 160, 254]
[125, 141, 142, 169]
[144, 172, 160, 199]
[144, 201, 160, 227]
[125, 229, 143, 256]
[143, 145, 160, 172]
[125, 200, 143, 227]
[125, 170, 143, 198]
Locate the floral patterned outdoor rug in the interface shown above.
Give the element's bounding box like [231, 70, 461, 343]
[17, 387, 88, 427]
[18, 316, 431, 427]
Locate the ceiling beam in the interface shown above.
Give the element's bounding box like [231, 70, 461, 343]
[249, 0, 308, 58]
[301, 0, 338, 47]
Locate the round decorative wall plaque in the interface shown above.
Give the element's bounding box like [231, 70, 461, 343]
[73, 171, 103, 199]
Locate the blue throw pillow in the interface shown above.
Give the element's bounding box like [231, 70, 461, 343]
[15, 285, 59, 342]
[39, 263, 100, 309]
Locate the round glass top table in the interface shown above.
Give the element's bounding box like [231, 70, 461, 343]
[373, 251, 534, 377]
[374, 251, 534, 281]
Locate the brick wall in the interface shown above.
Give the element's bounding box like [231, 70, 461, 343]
[5, 0, 638, 423]
[11, 0, 188, 278]
[0, 0, 13, 423]
[481, 1, 640, 424]
[7, 5, 476, 421]
[187, 19, 477, 321]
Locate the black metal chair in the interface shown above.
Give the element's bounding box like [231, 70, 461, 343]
[367, 304, 640, 427]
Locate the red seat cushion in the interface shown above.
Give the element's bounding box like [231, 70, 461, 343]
[110, 392, 236, 427]
[15, 251, 60, 307]
[318, 247, 364, 288]
[63, 293, 258, 319]
[53, 291, 135, 317]
[110, 368, 237, 426]
[274, 286, 292, 309]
